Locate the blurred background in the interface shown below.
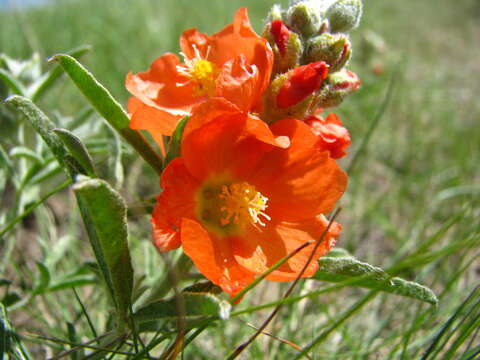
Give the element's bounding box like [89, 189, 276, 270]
[0, 0, 479, 358]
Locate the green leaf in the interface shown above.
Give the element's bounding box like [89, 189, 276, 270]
[33, 262, 51, 295]
[164, 116, 189, 168]
[30, 45, 91, 102]
[0, 280, 12, 287]
[9, 146, 43, 164]
[2, 293, 21, 308]
[134, 292, 231, 324]
[53, 128, 96, 176]
[66, 322, 83, 360]
[5, 96, 66, 165]
[73, 176, 133, 323]
[313, 256, 438, 305]
[1, 304, 10, 360]
[0, 144, 15, 178]
[0, 68, 26, 96]
[51, 54, 163, 174]
[4, 96, 92, 178]
[0, 303, 30, 360]
[47, 275, 96, 292]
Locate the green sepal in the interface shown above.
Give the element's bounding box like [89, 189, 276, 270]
[164, 116, 189, 169]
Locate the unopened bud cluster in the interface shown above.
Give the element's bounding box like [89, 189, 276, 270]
[261, 0, 362, 123]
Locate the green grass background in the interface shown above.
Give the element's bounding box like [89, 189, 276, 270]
[0, 0, 479, 358]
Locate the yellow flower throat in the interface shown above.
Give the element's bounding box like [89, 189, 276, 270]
[177, 46, 218, 97]
[197, 181, 270, 235]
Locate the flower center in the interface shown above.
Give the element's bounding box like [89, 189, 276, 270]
[177, 46, 219, 97]
[219, 182, 270, 227]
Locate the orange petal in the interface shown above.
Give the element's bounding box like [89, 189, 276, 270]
[127, 96, 143, 114]
[151, 158, 199, 253]
[215, 55, 263, 112]
[125, 53, 199, 129]
[251, 118, 347, 221]
[151, 200, 181, 252]
[180, 28, 211, 60]
[183, 97, 240, 139]
[181, 218, 254, 297]
[130, 101, 183, 138]
[182, 109, 285, 181]
[305, 113, 351, 159]
[209, 8, 273, 94]
[232, 215, 341, 281]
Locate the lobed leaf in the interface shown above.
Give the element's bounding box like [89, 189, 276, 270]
[313, 256, 438, 305]
[73, 176, 134, 323]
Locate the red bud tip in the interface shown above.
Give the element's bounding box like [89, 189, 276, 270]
[270, 20, 291, 56]
[277, 62, 329, 108]
[335, 70, 361, 91]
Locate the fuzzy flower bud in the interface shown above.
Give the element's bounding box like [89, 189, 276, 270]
[277, 61, 328, 108]
[305, 33, 351, 73]
[267, 4, 284, 21]
[286, 2, 321, 38]
[325, 0, 363, 33]
[314, 69, 360, 108]
[261, 61, 329, 123]
[270, 20, 291, 56]
[266, 20, 304, 74]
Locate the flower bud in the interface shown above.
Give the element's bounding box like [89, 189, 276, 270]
[266, 20, 303, 74]
[261, 61, 328, 123]
[270, 20, 291, 57]
[325, 0, 363, 33]
[314, 69, 360, 108]
[266, 4, 284, 22]
[277, 61, 328, 108]
[305, 33, 351, 73]
[286, 2, 321, 38]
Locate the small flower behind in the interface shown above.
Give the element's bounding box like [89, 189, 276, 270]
[125, 8, 273, 143]
[305, 111, 351, 158]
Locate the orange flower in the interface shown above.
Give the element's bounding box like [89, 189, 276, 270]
[151, 103, 347, 297]
[305, 112, 351, 159]
[126, 8, 273, 142]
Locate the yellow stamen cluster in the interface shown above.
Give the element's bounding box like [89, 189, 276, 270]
[219, 182, 271, 227]
[177, 46, 219, 97]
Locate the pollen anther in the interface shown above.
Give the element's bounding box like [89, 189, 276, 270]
[219, 182, 270, 227]
[177, 45, 219, 97]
